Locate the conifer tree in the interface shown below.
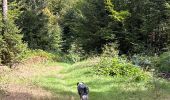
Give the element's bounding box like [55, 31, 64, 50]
[0, 0, 26, 66]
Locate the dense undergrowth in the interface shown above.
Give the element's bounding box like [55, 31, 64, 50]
[96, 57, 150, 81]
[15, 48, 170, 80]
[156, 52, 170, 73]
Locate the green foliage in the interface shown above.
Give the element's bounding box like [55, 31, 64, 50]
[122, 0, 170, 54]
[11, 0, 170, 58]
[17, 0, 62, 52]
[0, 20, 27, 66]
[33, 61, 170, 100]
[18, 49, 54, 62]
[14, 0, 170, 57]
[1, 58, 170, 100]
[67, 42, 85, 63]
[131, 55, 155, 70]
[62, 0, 117, 53]
[104, 0, 129, 21]
[156, 52, 170, 73]
[101, 43, 119, 57]
[47, 0, 79, 16]
[96, 56, 149, 81]
[48, 42, 86, 63]
[0, 35, 3, 63]
[93, 43, 149, 81]
[42, 7, 62, 51]
[0, 1, 27, 66]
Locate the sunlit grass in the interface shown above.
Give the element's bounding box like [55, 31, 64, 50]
[1, 57, 170, 100]
[33, 60, 170, 100]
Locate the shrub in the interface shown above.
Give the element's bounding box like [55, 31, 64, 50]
[50, 52, 74, 63]
[156, 52, 170, 73]
[131, 54, 155, 70]
[18, 49, 54, 62]
[101, 43, 118, 58]
[68, 42, 85, 63]
[96, 57, 150, 81]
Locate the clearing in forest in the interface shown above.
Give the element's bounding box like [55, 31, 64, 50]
[0, 57, 170, 100]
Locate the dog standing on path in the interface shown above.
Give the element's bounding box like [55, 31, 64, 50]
[77, 82, 89, 100]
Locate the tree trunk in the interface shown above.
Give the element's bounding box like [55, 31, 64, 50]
[2, 0, 8, 22]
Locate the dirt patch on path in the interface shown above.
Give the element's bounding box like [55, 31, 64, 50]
[0, 62, 63, 100]
[1, 84, 53, 100]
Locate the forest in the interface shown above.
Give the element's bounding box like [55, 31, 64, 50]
[0, 0, 170, 100]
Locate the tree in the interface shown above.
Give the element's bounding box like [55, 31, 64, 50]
[0, 0, 26, 66]
[2, 0, 8, 21]
[17, 0, 62, 52]
[108, 0, 170, 55]
[62, 0, 129, 54]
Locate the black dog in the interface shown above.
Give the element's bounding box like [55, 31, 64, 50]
[77, 82, 89, 100]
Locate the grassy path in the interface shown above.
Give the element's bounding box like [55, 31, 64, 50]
[0, 61, 63, 100]
[0, 59, 170, 100]
[32, 60, 170, 100]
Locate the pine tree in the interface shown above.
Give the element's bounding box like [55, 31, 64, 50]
[0, 0, 26, 67]
[17, 0, 62, 52]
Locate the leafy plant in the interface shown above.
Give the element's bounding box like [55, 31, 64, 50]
[68, 42, 85, 63]
[131, 54, 155, 70]
[96, 56, 150, 81]
[102, 43, 118, 58]
[156, 52, 170, 73]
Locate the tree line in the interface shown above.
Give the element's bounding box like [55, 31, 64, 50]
[0, 0, 170, 66]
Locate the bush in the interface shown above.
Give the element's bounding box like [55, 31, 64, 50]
[131, 54, 155, 70]
[67, 42, 85, 63]
[156, 52, 170, 73]
[18, 49, 55, 62]
[101, 43, 118, 58]
[50, 52, 74, 63]
[96, 57, 150, 81]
